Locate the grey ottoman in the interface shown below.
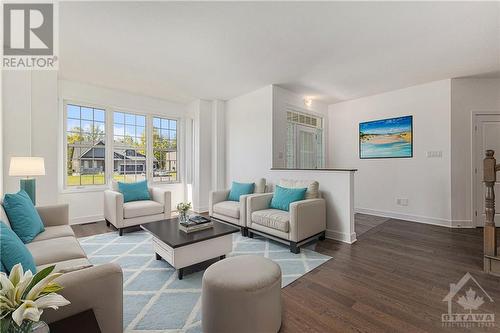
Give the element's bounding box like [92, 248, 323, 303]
[202, 255, 282, 333]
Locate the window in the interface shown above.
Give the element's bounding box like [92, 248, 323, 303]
[113, 112, 147, 183]
[66, 104, 106, 186]
[286, 110, 324, 169]
[152, 117, 178, 182]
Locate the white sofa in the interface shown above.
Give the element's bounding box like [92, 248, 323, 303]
[104, 182, 171, 235]
[0, 203, 123, 333]
[246, 180, 326, 253]
[209, 178, 267, 235]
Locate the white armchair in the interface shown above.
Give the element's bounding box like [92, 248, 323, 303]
[246, 180, 326, 253]
[209, 178, 267, 236]
[104, 185, 171, 236]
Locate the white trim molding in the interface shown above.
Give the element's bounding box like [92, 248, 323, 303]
[326, 229, 357, 244]
[355, 208, 474, 229]
[70, 214, 104, 225]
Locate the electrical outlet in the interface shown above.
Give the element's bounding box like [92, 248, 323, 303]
[426, 151, 443, 158]
[396, 198, 408, 206]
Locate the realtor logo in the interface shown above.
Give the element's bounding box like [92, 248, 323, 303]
[2, 3, 58, 69]
[442, 272, 495, 328]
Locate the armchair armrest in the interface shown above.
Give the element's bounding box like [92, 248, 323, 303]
[150, 187, 172, 218]
[36, 204, 69, 227]
[209, 190, 230, 216]
[289, 198, 326, 242]
[246, 193, 274, 223]
[104, 190, 124, 227]
[42, 263, 123, 333]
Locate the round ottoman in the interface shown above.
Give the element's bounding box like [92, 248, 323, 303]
[202, 255, 282, 333]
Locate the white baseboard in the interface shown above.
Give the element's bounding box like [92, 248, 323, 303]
[355, 208, 474, 229]
[450, 219, 474, 228]
[326, 229, 357, 244]
[70, 215, 103, 225]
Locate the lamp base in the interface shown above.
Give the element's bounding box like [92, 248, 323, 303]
[20, 178, 36, 205]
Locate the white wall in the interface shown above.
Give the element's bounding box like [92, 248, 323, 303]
[450, 78, 500, 225]
[329, 80, 453, 226]
[272, 86, 328, 168]
[226, 85, 356, 243]
[3, 71, 59, 205]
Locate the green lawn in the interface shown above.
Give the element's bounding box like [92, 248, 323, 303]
[66, 173, 177, 186]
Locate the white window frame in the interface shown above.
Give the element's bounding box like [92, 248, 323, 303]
[62, 100, 109, 191]
[62, 100, 182, 192]
[111, 109, 149, 184]
[150, 113, 181, 184]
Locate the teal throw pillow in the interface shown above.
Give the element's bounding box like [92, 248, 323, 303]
[0, 222, 37, 274]
[228, 182, 255, 201]
[270, 185, 307, 211]
[118, 180, 151, 203]
[3, 190, 44, 243]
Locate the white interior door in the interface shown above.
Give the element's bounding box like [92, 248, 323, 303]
[296, 125, 317, 169]
[474, 114, 500, 226]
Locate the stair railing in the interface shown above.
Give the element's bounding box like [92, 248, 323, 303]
[484, 150, 500, 273]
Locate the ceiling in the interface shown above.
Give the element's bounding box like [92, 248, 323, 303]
[59, 2, 500, 104]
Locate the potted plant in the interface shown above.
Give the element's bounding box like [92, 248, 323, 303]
[176, 202, 192, 223]
[0, 264, 70, 333]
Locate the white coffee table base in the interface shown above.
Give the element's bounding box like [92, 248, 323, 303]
[152, 234, 233, 279]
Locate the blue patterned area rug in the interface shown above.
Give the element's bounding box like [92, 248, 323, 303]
[79, 231, 331, 333]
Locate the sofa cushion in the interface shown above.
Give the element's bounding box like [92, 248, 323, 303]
[251, 209, 290, 233]
[279, 179, 319, 199]
[123, 200, 163, 219]
[3, 190, 45, 243]
[118, 180, 151, 203]
[270, 185, 307, 211]
[37, 258, 91, 273]
[27, 236, 86, 266]
[0, 204, 11, 229]
[213, 201, 240, 219]
[0, 222, 37, 274]
[228, 182, 255, 201]
[32, 225, 75, 242]
[254, 178, 266, 194]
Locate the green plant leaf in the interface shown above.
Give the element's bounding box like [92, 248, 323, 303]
[21, 266, 55, 299]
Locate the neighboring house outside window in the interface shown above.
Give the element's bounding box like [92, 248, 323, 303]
[66, 104, 106, 186]
[152, 117, 178, 182]
[113, 112, 147, 183]
[64, 102, 180, 189]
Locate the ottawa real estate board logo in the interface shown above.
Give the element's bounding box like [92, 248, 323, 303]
[2, 2, 58, 69]
[442, 272, 495, 328]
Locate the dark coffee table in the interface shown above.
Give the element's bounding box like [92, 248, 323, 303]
[141, 218, 239, 279]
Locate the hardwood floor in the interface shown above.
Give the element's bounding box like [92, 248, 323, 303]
[72, 216, 500, 332]
[281, 218, 500, 333]
[354, 213, 390, 236]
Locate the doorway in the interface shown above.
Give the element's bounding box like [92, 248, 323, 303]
[473, 113, 500, 226]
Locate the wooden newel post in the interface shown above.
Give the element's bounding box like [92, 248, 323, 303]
[484, 150, 497, 266]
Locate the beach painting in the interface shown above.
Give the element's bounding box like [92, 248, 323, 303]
[359, 116, 413, 159]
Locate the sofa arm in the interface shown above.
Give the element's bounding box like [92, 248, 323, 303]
[151, 187, 172, 218]
[289, 199, 326, 242]
[246, 193, 274, 223]
[42, 263, 123, 333]
[209, 190, 230, 216]
[36, 204, 69, 227]
[104, 190, 124, 228]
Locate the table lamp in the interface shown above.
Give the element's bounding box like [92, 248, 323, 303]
[9, 157, 45, 205]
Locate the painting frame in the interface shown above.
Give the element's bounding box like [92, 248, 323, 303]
[359, 115, 413, 159]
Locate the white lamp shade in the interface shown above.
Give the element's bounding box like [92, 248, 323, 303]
[9, 157, 46, 177]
